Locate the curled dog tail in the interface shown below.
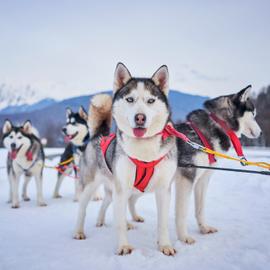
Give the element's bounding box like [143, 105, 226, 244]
[88, 94, 112, 138]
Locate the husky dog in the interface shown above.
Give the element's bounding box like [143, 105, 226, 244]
[2, 120, 47, 208]
[174, 85, 262, 244]
[52, 106, 99, 201]
[74, 63, 178, 256]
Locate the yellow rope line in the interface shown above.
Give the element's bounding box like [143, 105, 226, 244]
[202, 147, 270, 170]
[47, 147, 270, 171]
[58, 157, 74, 166]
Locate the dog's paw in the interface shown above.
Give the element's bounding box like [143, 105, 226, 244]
[200, 225, 218, 234]
[180, 235, 196, 245]
[11, 203, 20, 209]
[23, 196, 31, 202]
[96, 221, 105, 227]
[127, 222, 136, 230]
[159, 245, 176, 256]
[117, 245, 134, 255]
[92, 195, 103, 201]
[38, 202, 47, 207]
[133, 215, 144, 223]
[53, 194, 62, 199]
[74, 232, 86, 240]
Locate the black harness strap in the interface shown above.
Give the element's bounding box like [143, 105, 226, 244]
[178, 163, 270, 176]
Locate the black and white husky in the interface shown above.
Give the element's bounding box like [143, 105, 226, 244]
[74, 63, 178, 256]
[2, 120, 47, 208]
[53, 106, 102, 201]
[174, 85, 262, 244]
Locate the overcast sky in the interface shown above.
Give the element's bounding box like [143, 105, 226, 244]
[0, 0, 270, 99]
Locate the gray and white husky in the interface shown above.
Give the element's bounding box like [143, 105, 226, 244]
[174, 85, 262, 244]
[74, 63, 178, 256]
[52, 106, 103, 201]
[2, 120, 47, 208]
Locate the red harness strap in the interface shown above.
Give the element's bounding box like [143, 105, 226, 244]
[100, 134, 116, 156]
[187, 121, 216, 164]
[209, 113, 245, 159]
[100, 134, 166, 192]
[8, 150, 33, 161]
[129, 157, 164, 192]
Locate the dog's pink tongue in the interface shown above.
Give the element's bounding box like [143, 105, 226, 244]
[10, 150, 17, 160]
[133, 128, 146, 138]
[64, 135, 72, 143]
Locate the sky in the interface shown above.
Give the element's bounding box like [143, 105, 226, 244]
[0, 0, 270, 100]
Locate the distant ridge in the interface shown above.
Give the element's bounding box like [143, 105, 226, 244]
[0, 90, 208, 146]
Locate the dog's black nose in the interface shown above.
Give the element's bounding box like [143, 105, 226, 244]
[11, 143, 16, 150]
[62, 127, 67, 134]
[135, 114, 146, 126]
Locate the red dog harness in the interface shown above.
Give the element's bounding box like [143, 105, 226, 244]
[9, 150, 33, 161]
[187, 121, 216, 164]
[100, 134, 166, 192]
[209, 113, 245, 160]
[100, 116, 246, 192]
[186, 113, 246, 165]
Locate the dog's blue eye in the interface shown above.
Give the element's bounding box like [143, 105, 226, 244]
[18, 136, 22, 140]
[126, 97, 134, 103]
[147, 98, 155, 104]
[10, 135, 13, 139]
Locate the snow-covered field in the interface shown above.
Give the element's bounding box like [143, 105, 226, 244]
[0, 148, 270, 270]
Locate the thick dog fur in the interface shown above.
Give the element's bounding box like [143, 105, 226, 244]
[174, 85, 262, 244]
[2, 120, 47, 208]
[74, 63, 178, 256]
[53, 106, 102, 201]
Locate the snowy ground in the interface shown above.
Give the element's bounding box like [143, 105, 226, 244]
[0, 147, 270, 270]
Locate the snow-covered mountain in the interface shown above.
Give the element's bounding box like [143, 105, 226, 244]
[0, 90, 208, 146]
[0, 83, 50, 112]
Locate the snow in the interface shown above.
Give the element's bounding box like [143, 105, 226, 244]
[0, 147, 270, 270]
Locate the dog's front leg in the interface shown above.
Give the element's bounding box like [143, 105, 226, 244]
[128, 194, 144, 223]
[53, 171, 66, 198]
[22, 176, 31, 201]
[34, 172, 47, 207]
[74, 178, 83, 202]
[11, 175, 20, 208]
[7, 175, 12, 203]
[155, 187, 176, 256]
[113, 183, 133, 255]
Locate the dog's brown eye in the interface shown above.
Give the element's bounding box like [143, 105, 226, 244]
[147, 98, 155, 104]
[126, 97, 134, 103]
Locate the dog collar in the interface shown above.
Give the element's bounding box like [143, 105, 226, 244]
[209, 113, 246, 164]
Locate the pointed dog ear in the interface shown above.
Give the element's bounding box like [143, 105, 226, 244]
[113, 62, 132, 93]
[66, 107, 72, 118]
[22, 120, 32, 134]
[2, 119, 12, 134]
[236, 85, 252, 103]
[78, 106, 88, 121]
[151, 65, 169, 96]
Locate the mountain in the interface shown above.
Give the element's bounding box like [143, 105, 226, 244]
[0, 90, 208, 146]
[0, 84, 55, 113]
[0, 98, 56, 114]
